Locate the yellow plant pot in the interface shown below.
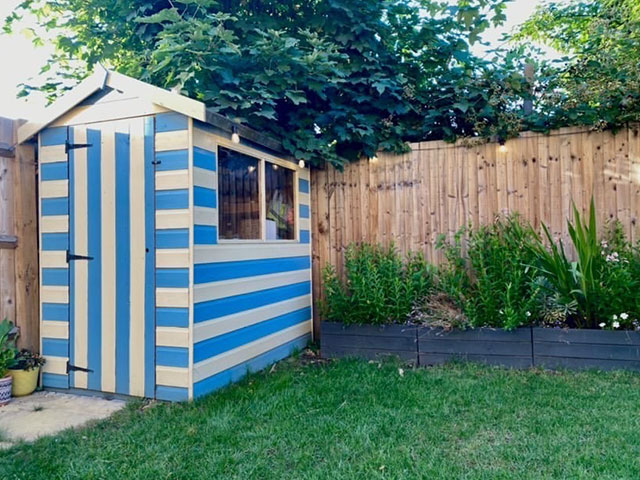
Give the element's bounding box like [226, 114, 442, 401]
[9, 367, 40, 397]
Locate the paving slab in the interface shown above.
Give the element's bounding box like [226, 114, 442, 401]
[0, 391, 126, 447]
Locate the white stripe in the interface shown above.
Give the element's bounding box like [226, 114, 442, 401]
[156, 249, 189, 268]
[194, 243, 310, 263]
[299, 217, 310, 231]
[193, 206, 217, 226]
[156, 209, 190, 229]
[40, 145, 66, 164]
[42, 356, 68, 375]
[155, 130, 188, 152]
[194, 270, 310, 303]
[41, 251, 67, 268]
[193, 321, 311, 382]
[194, 294, 311, 343]
[101, 124, 117, 393]
[156, 170, 189, 190]
[129, 117, 146, 397]
[156, 288, 189, 308]
[193, 167, 216, 189]
[41, 286, 69, 303]
[41, 180, 68, 198]
[41, 215, 68, 233]
[298, 168, 310, 181]
[156, 327, 189, 348]
[156, 366, 189, 388]
[72, 126, 89, 389]
[298, 192, 310, 204]
[42, 321, 69, 339]
[193, 127, 217, 151]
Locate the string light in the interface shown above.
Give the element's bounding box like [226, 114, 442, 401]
[369, 155, 378, 163]
[231, 125, 240, 144]
[498, 140, 507, 153]
[298, 160, 306, 168]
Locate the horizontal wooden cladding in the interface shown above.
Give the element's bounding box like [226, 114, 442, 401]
[311, 126, 640, 333]
[321, 322, 418, 363]
[532, 328, 640, 370]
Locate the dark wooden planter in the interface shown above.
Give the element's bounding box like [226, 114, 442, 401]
[532, 328, 640, 371]
[321, 322, 418, 364]
[417, 327, 533, 368]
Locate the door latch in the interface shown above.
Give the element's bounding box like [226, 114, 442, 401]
[65, 141, 93, 154]
[66, 361, 93, 374]
[66, 251, 94, 262]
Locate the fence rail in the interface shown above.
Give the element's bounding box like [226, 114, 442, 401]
[0, 117, 38, 351]
[310, 125, 640, 333]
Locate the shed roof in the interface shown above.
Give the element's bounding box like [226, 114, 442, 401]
[18, 65, 285, 154]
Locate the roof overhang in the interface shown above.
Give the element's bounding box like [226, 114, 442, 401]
[17, 67, 286, 155]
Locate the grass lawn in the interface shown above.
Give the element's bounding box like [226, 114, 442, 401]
[2, 354, 640, 479]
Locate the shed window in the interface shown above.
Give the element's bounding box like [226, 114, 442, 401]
[218, 146, 296, 241]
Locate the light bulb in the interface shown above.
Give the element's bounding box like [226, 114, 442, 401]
[272, 164, 279, 170]
[248, 165, 256, 173]
[498, 144, 508, 153]
[231, 126, 240, 144]
[298, 160, 305, 169]
[369, 155, 378, 163]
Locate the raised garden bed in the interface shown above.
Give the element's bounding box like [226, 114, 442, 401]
[532, 328, 640, 371]
[321, 322, 640, 371]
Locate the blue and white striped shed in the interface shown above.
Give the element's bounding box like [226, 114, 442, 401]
[19, 67, 313, 401]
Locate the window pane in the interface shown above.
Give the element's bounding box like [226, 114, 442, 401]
[265, 162, 295, 240]
[218, 147, 260, 239]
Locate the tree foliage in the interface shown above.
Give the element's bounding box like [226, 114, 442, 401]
[5, 0, 530, 166]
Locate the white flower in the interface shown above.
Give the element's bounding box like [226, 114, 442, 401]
[620, 313, 629, 320]
[599, 322, 606, 328]
[613, 314, 618, 320]
[526, 311, 531, 317]
[601, 250, 606, 256]
[613, 321, 620, 329]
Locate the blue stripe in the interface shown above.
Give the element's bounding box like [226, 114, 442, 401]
[193, 146, 216, 171]
[299, 204, 310, 218]
[193, 186, 216, 208]
[193, 334, 309, 398]
[87, 128, 102, 391]
[42, 233, 68, 251]
[115, 131, 131, 395]
[41, 197, 68, 216]
[155, 112, 188, 132]
[156, 307, 189, 328]
[299, 178, 309, 193]
[43, 303, 69, 321]
[41, 162, 68, 181]
[41, 127, 67, 146]
[300, 230, 310, 244]
[156, 228, 189, 248]
[156, 189, 189, 209]
[156, 346, 189, 368]
[156, 385, 189, 402]
[194, 256, 310, 284]
[194, 225, 217, 245]
[68, 127, 75, 387]
[42, 268, 69, 286]
[42, 373, 69, 389]
[42, 338, 69, 357]
[144, 117, 156, 398]
[194, 307, 311, 362]
[155, 150, 189, 171]
[194, 281, 311, 323]
[156, 268, 189, 288]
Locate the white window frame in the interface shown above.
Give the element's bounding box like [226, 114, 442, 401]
[216, 141, 299, 244]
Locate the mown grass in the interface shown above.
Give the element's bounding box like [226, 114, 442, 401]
[2, 355, 640, 479]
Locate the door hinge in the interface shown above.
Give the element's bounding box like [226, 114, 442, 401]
[65, 140, 93, 154]
[66, 250, 94, 262]
[66, 361, 93, 374]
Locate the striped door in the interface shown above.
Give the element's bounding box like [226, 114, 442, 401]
[67, 117, 156, 397]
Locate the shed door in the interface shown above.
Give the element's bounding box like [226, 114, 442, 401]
[67, 117, 156, 397]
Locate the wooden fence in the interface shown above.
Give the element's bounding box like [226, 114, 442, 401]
[0, 117, 39, 351]
[310, 125, 640, 332]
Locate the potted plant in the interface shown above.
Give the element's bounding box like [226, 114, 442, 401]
[9, 349, 46, 397]
[0, 318, 18, 406]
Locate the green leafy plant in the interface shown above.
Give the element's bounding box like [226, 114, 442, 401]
[11, 349, 46, 371]
[0, 318, 18, 378]
[321, 243, 435, 325]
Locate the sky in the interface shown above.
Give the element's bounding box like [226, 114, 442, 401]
[0, 0, 546, 120]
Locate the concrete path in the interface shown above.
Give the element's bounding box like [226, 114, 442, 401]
[0, 391, 126, 448]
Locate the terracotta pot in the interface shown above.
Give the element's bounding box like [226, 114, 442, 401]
[9, 367, 39, 397]
[0, 375, 12, 406]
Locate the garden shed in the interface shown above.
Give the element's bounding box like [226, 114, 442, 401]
[18, 67, 313, 401]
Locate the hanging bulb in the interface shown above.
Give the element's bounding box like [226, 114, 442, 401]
[231, 125, 240, 144]
[498, 140, 507, 153]
[272, 164, 279, 170]
[369, 155, 378, 164]
[298, 160, 306, 169]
